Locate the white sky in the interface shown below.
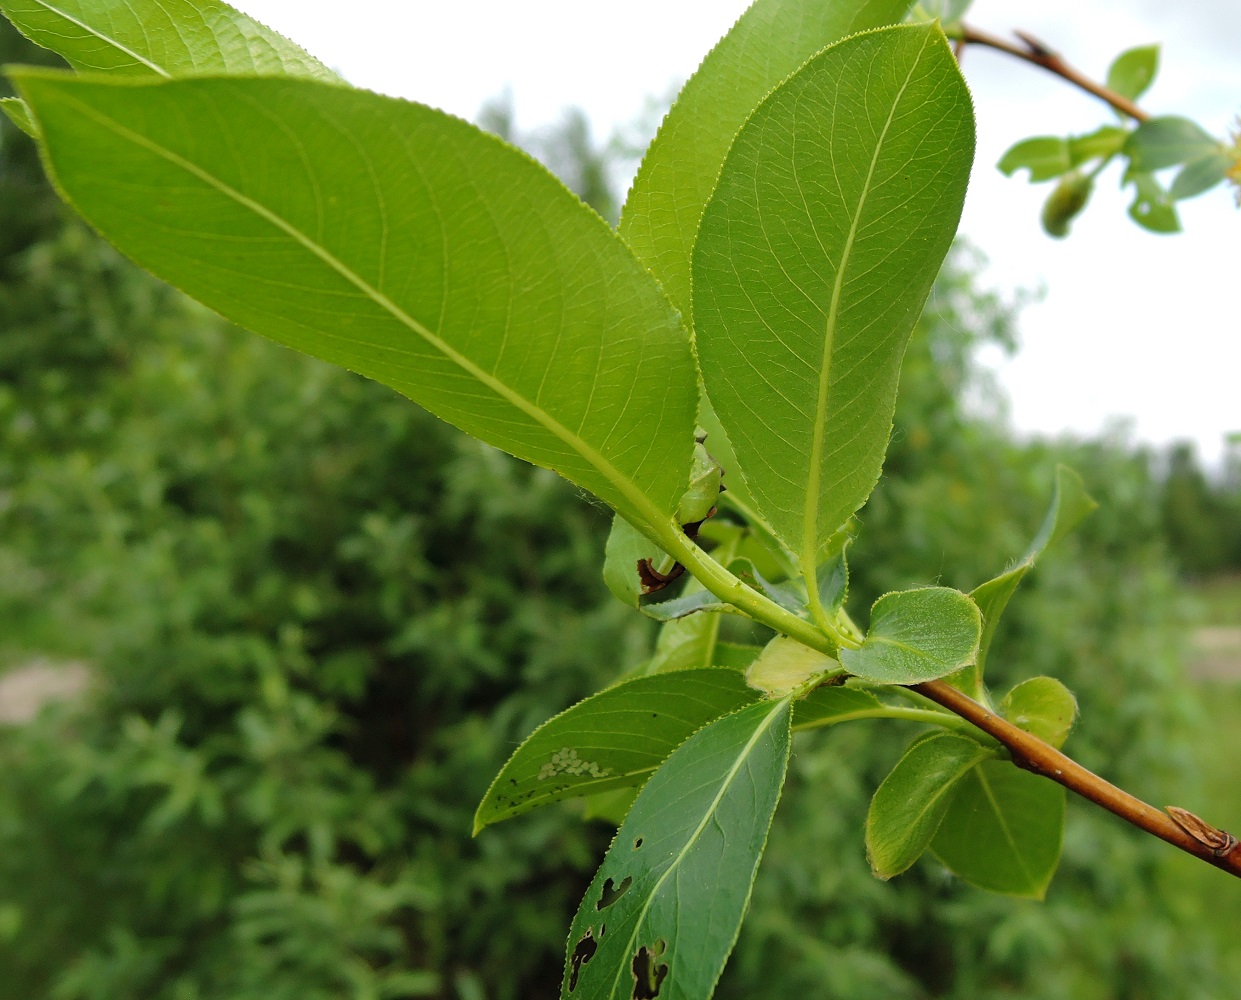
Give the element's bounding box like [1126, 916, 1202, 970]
[236, 1, 1240, 465]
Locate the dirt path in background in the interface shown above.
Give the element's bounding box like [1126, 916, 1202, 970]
[1189, 628, 1241, 682]
[0, 660, 90, 724]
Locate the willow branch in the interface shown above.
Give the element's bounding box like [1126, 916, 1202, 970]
[957, 24, 1150, 123]
[913, 678, 1241, 880]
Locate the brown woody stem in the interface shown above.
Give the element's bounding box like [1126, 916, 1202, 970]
[957, 24, 1150, 123]
[913, 678, 1241, 879]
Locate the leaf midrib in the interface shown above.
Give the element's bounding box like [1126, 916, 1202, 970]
[801, 31, 933, 576]
[24, 0, 171, 76]
[976, 767, 1037, 889]
[45, 86, 673, 534]
[605, 698, 789, 1000]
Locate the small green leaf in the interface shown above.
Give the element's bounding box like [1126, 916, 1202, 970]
[0, 0, 340, 81]
[997, 136, 1071, 181]
[1068, 124, 1127, 165]
[1169, 152, 1233, 200]
[817, 530, 851, 613]
[931, 761, 1065, 898]
[1040, 171, 1093, 239]
[840, 587, 981, 685]
[693, 24, 974, 572]
[677, 436, 723, 524]
[951, 466, 1096, 698]
[1000, 677, 1078, 750]
[1125, 115, 1220, 172]
[474, 669, 759, 833]
[618, 0, 915, 322]
[17, 72, 699, 532]
[561, 698, 792, 1000]
[866, 732, 994, 879]
[792, 685, 886, 731]
[744, 636, 837, 698]
[1105, 44, 1159, 102]
[1126, 170, 1181, 233]
[908, 0, 973, 27]
[0, 96, 37, 137]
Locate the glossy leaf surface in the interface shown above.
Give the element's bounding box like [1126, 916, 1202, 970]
[618, 0, 913, 322]
[840, 587, 981, 685]
[474, 670, 759, 832]
[693, 25, 974, 564]
[17, 72, 699, 528]
[0, 0, 339, 80]
[562, 699, 792, 999]
[866, 732, 993, 879]
[931, 761, 1065, 898]
[955, 465, 1095, 696]
[1000, 677, 1077, 750]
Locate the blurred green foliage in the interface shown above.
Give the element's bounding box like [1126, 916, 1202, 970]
[0, 21, 1237, 1000]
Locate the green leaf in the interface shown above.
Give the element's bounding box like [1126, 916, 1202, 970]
[1105, 44, 1159, 102]
[604, 516, 675, 609]
[792, 685, 885, 730]
[908, 0, 973, 27]
[744, 636, 836, 697]
[817, 530, 851, 613]
[931, 760, 1065, 898]
[561, 698, 792, 1000]
[618, 0, 914, 322]
[840, 587, 981, 685]
[474, 669, 759, 833]
[581, 787, 640, 827]
[997, 136, 1071, 182]
[640, 613, 723, 674]
[16, 72, 699, 532]
[865, 732, 993, 879]
[1125, 115, 1220, 173]
[1000, 677, 1077, 750]
[1126, 170, 1181, 233]
[693, 24, 974, 571]
[953, 466, 1095, 697]
[1068, 124, 1127, 165]
[0, 95, 37, 136]
[1169, 152, 1233, 200]
[0, 0, 340, 81]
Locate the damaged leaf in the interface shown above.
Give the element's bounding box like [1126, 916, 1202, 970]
[474, 669, 759, 832]
[562, 698, 792, 999]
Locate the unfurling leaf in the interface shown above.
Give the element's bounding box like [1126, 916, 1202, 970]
[561, 699, 792, 999]
[841, 587, 981, 685]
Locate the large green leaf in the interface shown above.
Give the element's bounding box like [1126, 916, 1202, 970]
[16, 71, 699, 529]
[618, 0, 913, 323]
[693, 25, 974, 570]
[952, 466, 1095, 698]
[931, 760, 1065, 898]
[1125, 115, 1221, 173]
[0, 0, 339, 80]
[840, 587, 981, 685]
[866, 732, 993, 879]
[561, 698, 792, 1000]
[474, 670, 759, 833]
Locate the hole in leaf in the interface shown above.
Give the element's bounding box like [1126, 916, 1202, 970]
[633, 837, 644, 849]
[596, 875, 632, 910]
[568, 928, 599, 993]
[631, 939, 669, 999]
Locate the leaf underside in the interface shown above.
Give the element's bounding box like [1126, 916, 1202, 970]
[841, 586, 981, 684]
[15, 71, 699, 528]
[692, 24, 975, 564]
[562, 699, 792, 1000]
